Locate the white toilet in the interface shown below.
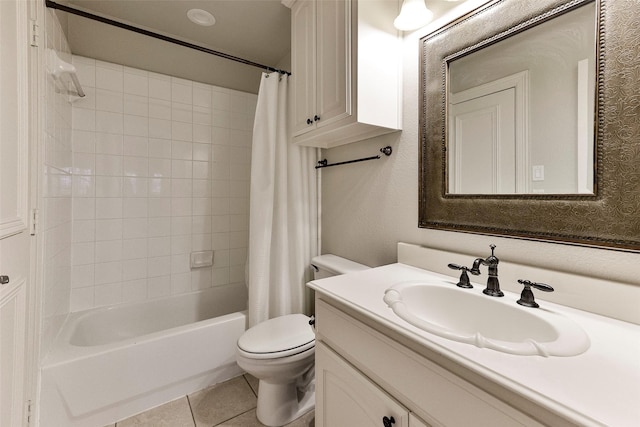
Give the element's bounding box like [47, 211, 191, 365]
[236, 254, 369, 426]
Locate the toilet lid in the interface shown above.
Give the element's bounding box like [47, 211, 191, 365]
[238, 314, 315, 357]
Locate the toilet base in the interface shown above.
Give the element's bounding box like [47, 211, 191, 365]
[256, 372, 315, 426]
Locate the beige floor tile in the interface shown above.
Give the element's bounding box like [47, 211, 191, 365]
[243, 374, 259, 396]
[116, 397, 194, 427]
[284, 410, 315, 427]
[215, 408, 314, 427]
[215, 409, 263, 426]
[188, 376, 257, 427]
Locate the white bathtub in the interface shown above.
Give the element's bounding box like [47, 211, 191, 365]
[40, 284, 248, 427]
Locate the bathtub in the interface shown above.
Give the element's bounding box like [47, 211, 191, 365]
[40, 284, 248, 427]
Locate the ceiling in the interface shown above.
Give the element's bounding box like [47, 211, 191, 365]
[62, 0, 292, 92]
[67, 0, 291, 68]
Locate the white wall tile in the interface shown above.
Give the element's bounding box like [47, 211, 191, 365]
[122, 279, 148, 303]
[95, 261, 122, 285]
[73, 198, 95, 220]
[149, 99, 171, 120]
[123, 218, 148, 239]
[95, 198, 123, 219]
[123, 259, 148, 281]
[96, 65, 123, 92]
[149, 118, 172, 139]
[70, 57, 253, 309]
[149, 138, 172, 159]
[95, 219, 123, 241]
[149, 158, 171, 177]
[70, 287, 94, 312]
[148, 237, 171, 257]
[95, 240, 123, 263]
[172, 80, 192, 104]
[72, 242, 95, 266]
[124, 177, 149, 197]
[148, 275, 171, 298]
[123, 156, 148, 177]
[171, 273, 192, 294]
[124, 115, 149, 137]
[124, 136, 148, 157]
[96, 89, 124, 113]
[96, 111, 124, 134]
[95, 176, 123, 197]
[172, 122, 193, 142]
[191, 268, 212, 291]
[96, 154, 123, 176]
[73, 108, 96, 131]
[148, 256, 171, 277]
[72, 264, 94, 288]
[149, 76, 171, 100]
[94, 282, 122, 307]
[148, 177, 171, 197]
[123, 198, 148, 218]
[124, 72, 149, 97]
[96, 133, 123, 155]
[148, 217, 171, 237]
[122, 238, 147, 260]
[172, 103, 192, 123]
[73, 130, 96, 154]
[124, 94, 149, 117]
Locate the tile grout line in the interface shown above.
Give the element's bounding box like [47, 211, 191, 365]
[186, 394, 198, 427]
[242, 374, 258, 398]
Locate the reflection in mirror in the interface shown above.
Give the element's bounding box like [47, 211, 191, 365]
[447, 2, 596, 195]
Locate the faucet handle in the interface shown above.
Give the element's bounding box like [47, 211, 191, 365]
[517, 279, 554, 308]
[447, 263, 474, 288]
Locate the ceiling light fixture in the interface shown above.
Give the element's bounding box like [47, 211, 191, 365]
[394, 0, 434, 31]
[187, 9, 216, 27]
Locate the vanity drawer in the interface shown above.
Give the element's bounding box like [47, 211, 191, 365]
[315, 298, 545, 427]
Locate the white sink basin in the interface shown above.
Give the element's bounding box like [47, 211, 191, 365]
[383, 281, 590, 357]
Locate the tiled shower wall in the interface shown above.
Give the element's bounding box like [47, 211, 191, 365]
[40, 9, 73, 355]
[70, 56, 256, 311]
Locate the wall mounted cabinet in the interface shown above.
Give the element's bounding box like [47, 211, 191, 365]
[283, 0, 402, 148]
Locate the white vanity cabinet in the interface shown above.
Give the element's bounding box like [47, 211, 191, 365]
[314, 298, 547, 427]
[284, 0, 402, 148]
[316, 342, 413, 427]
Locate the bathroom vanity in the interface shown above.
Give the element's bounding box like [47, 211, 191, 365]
[308, 245, 640, 427]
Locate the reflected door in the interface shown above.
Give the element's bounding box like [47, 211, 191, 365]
[449, 88, 517, 194]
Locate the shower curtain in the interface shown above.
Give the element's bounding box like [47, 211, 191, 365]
[247, 72, 318, 328]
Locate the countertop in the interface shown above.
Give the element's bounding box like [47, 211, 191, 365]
[307, 263, 640, 427]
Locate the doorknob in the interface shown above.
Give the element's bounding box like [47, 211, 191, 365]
[0, 275, 9, 285]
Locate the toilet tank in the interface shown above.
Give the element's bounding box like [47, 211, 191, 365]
[311, 254, 369, 280]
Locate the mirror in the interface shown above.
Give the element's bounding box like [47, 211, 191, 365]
[447, 3, 596, 195]
[419, 0, 640, 250]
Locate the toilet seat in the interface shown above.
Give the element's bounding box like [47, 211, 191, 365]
[237, 314, 315, 360]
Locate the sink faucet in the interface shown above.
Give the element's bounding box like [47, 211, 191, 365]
[471, 244, 504, 297]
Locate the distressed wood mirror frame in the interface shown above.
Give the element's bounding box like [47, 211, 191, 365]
[419, 0, 640, 251]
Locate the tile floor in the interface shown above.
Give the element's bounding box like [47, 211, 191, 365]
[103, 374, 315, 427]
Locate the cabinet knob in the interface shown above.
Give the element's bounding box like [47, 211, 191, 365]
[314, 115, 320, 122]
[0, 275, 9, 285]
[382, 416, 395, 427]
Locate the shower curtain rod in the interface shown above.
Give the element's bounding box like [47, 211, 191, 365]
[44, 0, 292, 76]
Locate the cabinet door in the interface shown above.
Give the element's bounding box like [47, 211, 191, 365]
[0, 0, 31, 425]
[291, 0, 317, 137]
[316, 0, 351, 128]
[316, 341, 409, 427]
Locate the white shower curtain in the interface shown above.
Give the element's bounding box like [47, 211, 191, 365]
[247, 72, 318, 328]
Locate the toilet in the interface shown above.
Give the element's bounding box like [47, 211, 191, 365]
[236, 254, 369, 426]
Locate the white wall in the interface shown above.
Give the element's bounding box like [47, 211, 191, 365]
[69, 57, 256, 311]
[320, 1, 640, 319]
[40, 7, 74, 358]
